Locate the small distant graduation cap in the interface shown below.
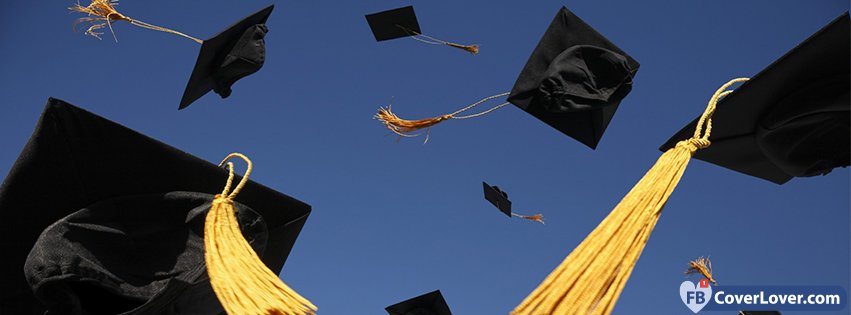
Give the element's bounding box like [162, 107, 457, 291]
[482, 182, 544, 224]
[365, 6, 479, 54]
[0, 98, 311, 314]
[385, 290, 452, 315]
[375, 6, 638, 149]
[483, 182, 512, 217]
[660, 12, 850, 184]
[739, 312, 782, 315]
[70, 1, 274, 110]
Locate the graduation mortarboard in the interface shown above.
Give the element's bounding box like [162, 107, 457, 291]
[70, 1, 274, 110]
[660, 12, 850, 184]
[739, 312, 782, 315]
[0, 98, 312, 314]
[385, 290, 452, 315]
[180, 5, 274, 110]
[365, 6, 479, 54]
[508, 6, 640, 149]
[365, 6, 421, 42]
[375, 6, 638, 149]
[483, 182, 512, 217]
[482, 182, 544, 224]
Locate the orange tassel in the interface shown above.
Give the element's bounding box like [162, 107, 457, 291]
[512, 213, 545, 224]
[375, 106, 452, 138]
[445, 42, 479, 54]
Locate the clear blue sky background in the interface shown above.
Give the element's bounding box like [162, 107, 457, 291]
[1, 1, 848, 314]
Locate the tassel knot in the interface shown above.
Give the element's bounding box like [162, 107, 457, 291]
[676, 138, 711, 151]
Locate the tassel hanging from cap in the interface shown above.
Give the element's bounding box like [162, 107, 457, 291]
[686, 256, 718, 285]
[70, 0, 202, 43]
[375, 92, 510, 143]
[205, 153, 317, 315]
[396, 25, 479, 54]
[511, 78, 749, 315]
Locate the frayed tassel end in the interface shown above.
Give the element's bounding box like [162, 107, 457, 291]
[445, 42, 479, 54]
[512, 213, 545, 224]
[686, 256, 718, 286]
[69, 0, 129, 41]
[374, 105, 452, 138]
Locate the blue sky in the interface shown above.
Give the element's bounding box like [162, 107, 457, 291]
[0, 1, 848, 314]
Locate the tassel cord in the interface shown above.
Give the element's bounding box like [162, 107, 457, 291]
[374, 92, 510, 141]
[128, 19, 203, 44]
[448, 92, 511, 119]
[71, 0, 202, 43]
[396, 24, 479, 54]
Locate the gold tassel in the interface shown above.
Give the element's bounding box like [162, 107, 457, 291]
[396, 25, 480, 54]
[70, 0, 202, 43]
[686, 256, 718, 285]
[375, 106, 453, 138]
[205, 153, 317, 315]
[511, 78, 749, 315]
[374, 92, 510, 142]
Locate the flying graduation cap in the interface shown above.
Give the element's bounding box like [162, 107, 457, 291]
[366, 6, 479, 54]
[482, 182, 544, 224]
[70, 0, 274, 110]
[739, 312, 782, 315]
[375, 7, 639, 149]
[385, 290, 452, 315]
[660, 13, 850, 184]
[0, 99, 315, 314]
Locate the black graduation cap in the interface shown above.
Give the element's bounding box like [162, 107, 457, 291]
[659, 12, 850, 184]
[483, 182, 512, 217]
[508, 6, 640, 149]
[0, 98, 311, 314]
[482, 182, 545, 224]
[364, 6, 479, 54]
[739, 312, 782, 315]
[179, 5, 274, 110]
[365, 6, 421, 42]
[385, 290, 452, 315]
[25, 192, 267, 315]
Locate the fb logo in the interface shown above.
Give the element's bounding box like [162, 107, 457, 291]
[680, 279, 713, 313]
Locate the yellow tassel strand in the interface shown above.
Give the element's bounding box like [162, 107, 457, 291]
[396, 25, 480, 54]
[70, 0, 202, 43]
[205, 153, 317, 315]
[375, 92, 510, 143]
[511, 78, 749, 315]
[686, 256, 718, 285]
